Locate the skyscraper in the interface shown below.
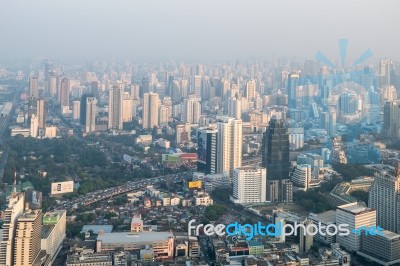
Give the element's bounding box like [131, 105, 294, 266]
[36, 98, 46, 130]
[14, 209, 42, 266]
[197, 127, 218, 175]
[383, 101, 399, 138]
[122, 92, 134, 123]
[182, 97, 201, 124]
[80, 94, 93, 125]
[85, 97, 97, 133]
[30, 115, 39, 138]
[175, 123, 191, 145]
[29, 76, 39, 99]
[108, 83, 124, 130]
[73, 100, 81, 121]
[0, 188, 25, 266]
[245, 80, 256, 100]
[227, 97, 242, 120]
[59, 78, 70, 108]
[193, 75, 202, 99]
[287, 74, 299, 109]
[142, 92, 160, 129]
[369, 162, 400, 234]
[231, 166, 266, 204]
[216, 116, 242, 177]
[339, 91, 358, 115]
[262, 117, 292, 203]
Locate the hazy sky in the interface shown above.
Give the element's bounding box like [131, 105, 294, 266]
[0, 0, 399, 62]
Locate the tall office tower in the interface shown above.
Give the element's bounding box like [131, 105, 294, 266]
[122, 92, 134, 123]
[108, 83, 124, 130]
[369, 163, 400, 233]
[159, 105, 170, 126]
[73, 100, 80, 121]
[379, 59, 393, 87]
[193, 75, 202, 99]
[180, 79, 189, 98]
[59, 77, 70, 108]
[165, 72, 174, 96]
[336, 202, 376, 251]
[80, 94, 94, 125]
[85, 97, 97, 133]
[261, 117, 292, 203]
[197, 127, 218, 174]
[171, 80, 181, 103]
[41, 211, 67, 264]
[142, 92, 160, 129]
[90, 81, 100, 100]
[329, 109, 337, 136]
[36, 98, 46, 129]
[14, 209, 42, 266]
[231, 166, 266, 204]
[216, 117, 242, 177]
[130, 84, 140, 100]
[176, 123, 191, 145]
[0, 185, 25, 266]
[222, 80, 230, 98]
[48, 75, 57, 97]
[29, 76, 39, 99]
[383, 101, 399, 138]
[43, 60, 53, 79]
[245, 80, 256, 100]
[30, 115, 39, 138]
[339, 91, 358, 115]
[291, 164, 311, 191]
[227, 97, 242, 119]
[287, 74, 299, 109]
[182, 97, 201, 124]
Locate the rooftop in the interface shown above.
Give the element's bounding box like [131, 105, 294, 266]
[337, 202, 374, 214]
[97, 231, 173, 244]
[81, 225, 113, 234]
[309, 210, 336, 224]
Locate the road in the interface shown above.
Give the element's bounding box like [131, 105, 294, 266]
[52, 171, 194, 211]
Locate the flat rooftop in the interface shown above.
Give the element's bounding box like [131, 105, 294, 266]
[97, 231, 173, 244]
[309, 210, 336, 224]
[81, 225, 113, 234]
[338, 203, 374, 214]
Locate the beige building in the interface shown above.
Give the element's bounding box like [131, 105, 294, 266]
[122, 92, 134, 123]
[14, 209, 42, 266]
[108, 83, 124, 130]
[217, 116, 242, 177]
[142, 92, 160, 129]
[41, 211, 66, 264]
[96, 231, 174, 261]
[336, 202, 376, 251]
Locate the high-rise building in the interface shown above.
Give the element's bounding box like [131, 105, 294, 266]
[193, 75, 202, 99]
[73, 100, 81, 121]
[142, 92, 160, 129]
[358, 230, 400, 265]
[0, 190, 25, 266]
[231, 166, 266, 204]
[59, 78, 70, 108]
[85, 97, 97, 133]
[227, 97, 242, 120]
[122, 92, 134, 123]
[369, 163, 400, 234]
[14, 209, 42, 266]
[41, 211, 67, 264]
[216, 117, 242, 177]
[159, 105, 170, 126]
[175, 123, 191, 145]
[29, 76, 39, 99]
[291, 164, 311, 191]
[108, 83, 124, 130]
[90, 81, 100, 100]
[130, 84, 140, 100]
[287, 74, 299, 109]
[339, 91, 358, 115]
[80, 94, 94, 125]
[182, 97, 201, 124]
[245, 80, 256, 100]
[383, 101, 399, 138]
[262, 117, 292, 203]
[30, 114, 39, 138]
[197, 127, 218, 175]
[336, 202, 376, 251]
[36, 98, 46, 130]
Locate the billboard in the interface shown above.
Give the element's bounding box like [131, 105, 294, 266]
[162, 154, 180, 163]
[188, 180, 202, 189]
[197, 131, 207, 164]
[25, 189, 42, 210]
[123, 154, 132, 164]
[51, 181, 74, 195]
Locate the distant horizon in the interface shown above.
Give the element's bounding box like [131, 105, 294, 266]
[1, 0, 399, 63]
